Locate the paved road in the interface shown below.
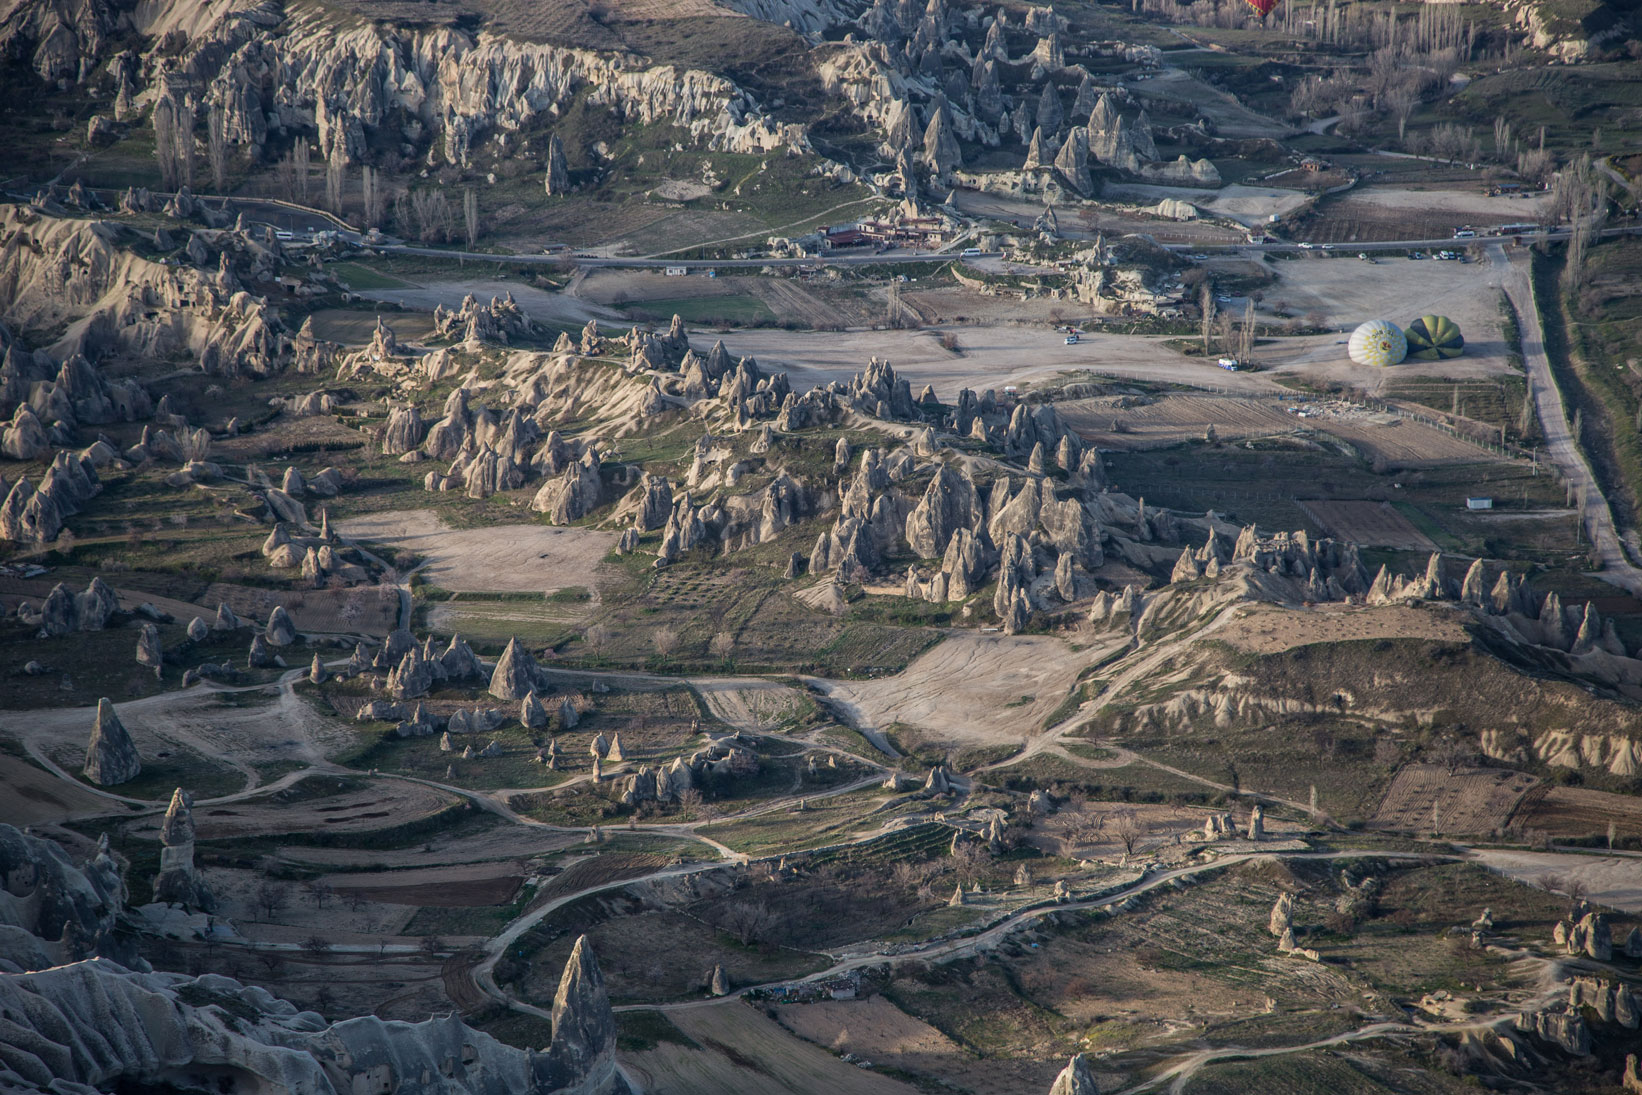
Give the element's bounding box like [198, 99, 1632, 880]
[1492, 242, 1642, 595]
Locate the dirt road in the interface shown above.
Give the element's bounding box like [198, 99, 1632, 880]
[1495, 243, 1642, 594]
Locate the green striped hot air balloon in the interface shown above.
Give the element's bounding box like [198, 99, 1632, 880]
[1404, 315, 1464, 360]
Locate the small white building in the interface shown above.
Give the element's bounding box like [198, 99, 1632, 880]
[1466, 496, 1494, 511]
[663, 266, 687, 277]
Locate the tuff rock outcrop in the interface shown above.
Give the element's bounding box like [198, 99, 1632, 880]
[152, 788, 213, 911]
[84, 698, 140, 785]
[490, 637, 540, 700]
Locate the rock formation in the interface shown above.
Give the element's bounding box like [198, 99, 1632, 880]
[152, 789, 213, 911]
[265, 605, 296, 646]
[490, 637, 540, 699]
[84, 698, 140, 786]
[1049, 1053, 1100, 1095]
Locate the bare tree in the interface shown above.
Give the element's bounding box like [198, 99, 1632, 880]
[361, 165, 384, 230]
[1199, 282, 1215, 358]
[1238, 299, 1256, 365]
[463, 187, 479, 248]
[708, 631, 735, 665]
[326, 139, 346, 216]
[277, 137, 312, 204]
[207, 104, 229, 191]
[254, 880, 289, 921]
[300, 935, 332, 960]
[584, 623, 612, 662]
[950, 841, 987, 884]
[677, 786, 703, 821]
[1112, 807, 1148, 858]
[305, 880, 334, 910]
[651, 627, 680, 663]
[153, 92, 188, 192]
[410, 190, 454, 243]
[419, 935, 446, 960]
[1372, 736, 1402, 767]
[717, 901, 775, 946]
[1430, 732, 1474, 775]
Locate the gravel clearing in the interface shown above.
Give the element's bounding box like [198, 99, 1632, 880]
[337, 509, 618, 594]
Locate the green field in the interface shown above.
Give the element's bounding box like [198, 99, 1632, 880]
[625, 294, 776, 326]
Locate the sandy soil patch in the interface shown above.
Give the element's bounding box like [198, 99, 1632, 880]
[814, 633, 1087, 747]
[1467, 849, 1642, 915]
[648, 179, 715, 201]
[336, 509, 617, 594]
[1345, 186, 1554, 219]
[0, 752, 111, 825]
[710, 325, 1266, 398]
[694, 679, 810, 733]
[1298, 500, 1438, 551]
[1371, 764, 1540, 835]
[1219, 603, 1466, 654]
[624, 1001, 921, 1095]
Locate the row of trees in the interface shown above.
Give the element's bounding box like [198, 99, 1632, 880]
[160, 119, 484, 245]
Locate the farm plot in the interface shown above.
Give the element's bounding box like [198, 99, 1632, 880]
[1370, 764, 1540, 835]
[122, 777, 460, 841]
[1298, 500, 1438, 550]
[1060, 395, 1298, 450]
[1315, 415, 1496, 466]
[326, 864, 525, 907]
[1300, 187, 1553, 245]
[775, 996, 1062, 1095]
[1513, 785, 1642, 841]
[305, 308, 436, 344]
[199, 583, 401, 635]
[623, 1001, 923, 1095]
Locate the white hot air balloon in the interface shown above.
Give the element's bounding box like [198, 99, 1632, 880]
[1347, 320, 1408, 367]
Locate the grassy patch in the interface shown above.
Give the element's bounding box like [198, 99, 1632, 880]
[626, 295, 776, 326]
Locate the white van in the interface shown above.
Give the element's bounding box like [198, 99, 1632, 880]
[961, 247, 982, 256]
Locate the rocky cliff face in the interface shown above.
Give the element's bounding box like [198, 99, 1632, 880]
[0, 957, 631, 1095]
[0, 826, 629, 1095]
[3, 0, 803, 172]
[0, 205, 288, 376]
